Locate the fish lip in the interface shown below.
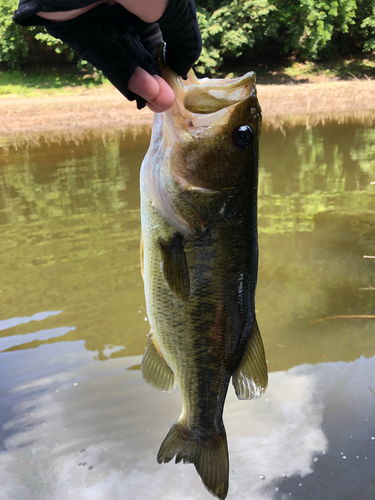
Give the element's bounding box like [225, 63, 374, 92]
[158, 44, 190, 105]
[158, 45, 257, 121]
[183, 72, 257, 114]
[159, 76, 257, 134]
[162, 70, 256, 116]
[144, 49, 261, 238]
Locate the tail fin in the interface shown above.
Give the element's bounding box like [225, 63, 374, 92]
[157, 422, 229, 500]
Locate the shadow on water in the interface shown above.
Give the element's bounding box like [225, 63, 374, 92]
[0, 113, 375, 499]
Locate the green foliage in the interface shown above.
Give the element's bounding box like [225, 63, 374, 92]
[0, 0, 28, 69]
[196, 0, 374, 74]
[34, 30, 72, 57]
[0, 0, 74, 69]
[361, 6, 375, 51]
[275, 0, 357, 59]
[0, 0, 374, 75]
[196, 0, 278, 74]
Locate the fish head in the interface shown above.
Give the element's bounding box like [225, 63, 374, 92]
[141, 61, 261, 238]
[162, 67, 261, 191]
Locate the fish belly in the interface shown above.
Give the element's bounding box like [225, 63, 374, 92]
[140, 160, 266, 500]
[141, 183, 257, 430]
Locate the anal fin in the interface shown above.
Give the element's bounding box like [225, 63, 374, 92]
[158, 233, 190, 301]
[232, 320, 268, 400]
[141, 331, 176, 392]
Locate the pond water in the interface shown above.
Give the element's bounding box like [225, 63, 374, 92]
[0, 115, 375, 500]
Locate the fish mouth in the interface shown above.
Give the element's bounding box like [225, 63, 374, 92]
[144, 49, 261, 238]
[158, 47, 257, 128]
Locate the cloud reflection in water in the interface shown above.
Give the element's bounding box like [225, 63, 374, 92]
[0, 344, 374, 500]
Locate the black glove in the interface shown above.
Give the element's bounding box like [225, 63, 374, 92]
[45, 4, 162, 109]
[13, 1, 202, 108]
[158, 0, 202, 79]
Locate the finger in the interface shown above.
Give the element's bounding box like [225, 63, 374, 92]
[128, 66, 160, 101]
[129, 70, 175, 112]
[42, 6, 143, 107]
[147, 75, 175, 111]
[146, 102, 165, 113]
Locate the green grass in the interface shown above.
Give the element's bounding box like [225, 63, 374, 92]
[253, 56, 375, 84]
[0, 67, 110, 97]
[1, 56, 374, 98]
[283, 58, 375, 79]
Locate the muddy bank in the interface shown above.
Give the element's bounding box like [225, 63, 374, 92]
[1, 79, 375, 139]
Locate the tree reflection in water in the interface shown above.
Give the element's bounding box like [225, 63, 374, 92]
[0, 114, 374, 499]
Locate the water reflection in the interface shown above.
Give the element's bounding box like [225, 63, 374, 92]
[0, 311, 61, 331]
[259, 122, 375, 233]
[0, 119, 374, 367]
[0, 341, 373, 499]
[0, 326, 75, 352]
[0, 130, 150, 360]
[1, 116, 375, 499]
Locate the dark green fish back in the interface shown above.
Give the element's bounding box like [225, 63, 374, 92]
[140, 69, 267, 500]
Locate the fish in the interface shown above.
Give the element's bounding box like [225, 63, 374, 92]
[139, 60, 268, 500]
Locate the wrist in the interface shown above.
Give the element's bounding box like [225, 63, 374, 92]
[115, 0, 169, 23]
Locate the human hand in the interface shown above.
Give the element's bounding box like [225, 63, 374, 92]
[128, 67, 175, 112]
[125, 0, 202, 112]
[30, 0, 201, 111]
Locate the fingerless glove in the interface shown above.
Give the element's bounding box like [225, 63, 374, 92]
[158, 0, 202, 79]
[13, 0, 202, 107]
[45, 5, 162, 108]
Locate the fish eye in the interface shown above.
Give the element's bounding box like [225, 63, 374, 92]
[232, 125, 253, 149]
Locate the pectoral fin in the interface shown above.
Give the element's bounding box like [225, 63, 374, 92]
[141, 332, 176, 392]
[232, 320, 268, 400]
[158, 233, 190, 301]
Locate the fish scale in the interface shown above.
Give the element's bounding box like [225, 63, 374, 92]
[140, 62, 268, 500]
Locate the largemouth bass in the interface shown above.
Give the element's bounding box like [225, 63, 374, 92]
[140, 63, 268, 500]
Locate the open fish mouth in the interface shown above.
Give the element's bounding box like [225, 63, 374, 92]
[158, 48, 258, 128]
[142, 49, 262, 238]
[140, 52, 266, 500]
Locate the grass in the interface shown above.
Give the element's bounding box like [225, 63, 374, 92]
[0, 67, 110, 97]
[253, 56, 375, 84]
[283, 57, 375, 79]
[0, 56, 374, 98]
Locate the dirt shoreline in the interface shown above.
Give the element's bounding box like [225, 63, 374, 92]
[1, 79, 375, 138]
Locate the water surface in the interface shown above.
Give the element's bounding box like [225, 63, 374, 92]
[0, 117, 374, 499]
